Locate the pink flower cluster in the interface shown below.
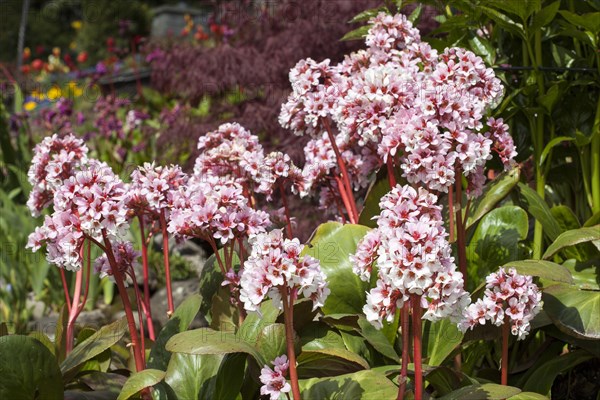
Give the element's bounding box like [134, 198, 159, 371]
[487, 117, 517, 169]
[27, 160, 131, 271]
[239, 229, 329, 312]
[94, 241, 140, 286]
[280, 12, 516, 204]
[124, 162, 187, 218]
[351, 185, 469, 328]
[27, 133, 89, 216]
[194, 123, 303, 198]
[259, 355, 291, 400]
[168, 175, 271, 244]
[459, 268, 542, 340]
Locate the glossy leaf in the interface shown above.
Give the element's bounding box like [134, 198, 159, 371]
[240, 301, 280, 346]
[503, 260, 573, 284]
[562, 259, 599, 290]
[348, 7, 387, 23]
[299, 369, 398, 399]
[542, 225, 600, 259]
[522, 350, 593, 395]
[212, 353, 247, 400]
[60, 318, 127, 379]
[517, 183, 562, 241]
[117, 369, 165, 400]
[255, 323, 287, 364]
[304, 222, 371, 314]
[531, 1, 560, 30]
[297, 350, 368, 378]
[147, 293, 202, 370]
[508, 393, 550, 400]
[166, 328, 266, 366]
[0, 335, 63, 400]
[466, 168, 520, 231]
[422, 319, 464, 366]
[543, 284, 600, 339]
[341, 25, 371, 41]
[164, 353, 223, 400]
[358, 176, 391, 228]
[438, 383, 521, 400]
[467, 206, 528, 284]
[356, 316, 400, 362]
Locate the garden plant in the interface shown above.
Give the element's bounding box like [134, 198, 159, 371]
[0, 1, 599, 400]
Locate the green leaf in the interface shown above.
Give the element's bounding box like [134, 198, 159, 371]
[299, 369, 398, 399]
[60, 318, 127, 379]
[438, 383, 521, 400]
[212, 353, 247, 400]
[559, 11, 600, 34]
[164, 353, 223, 400]
[522, 350, 593, 395]
[147, 294, 202, 371]
[503, 260, 573, 284]
[467, 206, 528, 284]
[422, 319, 464, 366]
[539, 136, 575, 167]
[356, 317, 400, 362]
[480, 6, 525, 38]
[297, 350, 368, 378]
[166, 328, 266, 366]
[508, 393, 550, 400]
[468, 35, 496, 65]
[29, 331, 56, 356]
[341, 25, 372, 41]
[531, 1, 560, 30]
[466, 168, 520, 231]
[348, 7, 387, 23]
[359, 176, 391, 228]
[0, 335, 63, 400]
[584, 212, 600, 227]
[543, 284, 600, 339]
[304, 222, 371, 314]
[13, 83, 23, 114]
[200, 251, 238, 319]
[487, 0, 537, 22]
[517, 183, 562, 241]
[537, 85, 561, 115]
[562, 259, 599, 290]
[55, 304, 69, 363]
[255, 323, 287, 365]
[408, 4, 423, 23]
[117, 369, 165, 400]
[543, 225, 600, 259]
[240, 301, 280, 346]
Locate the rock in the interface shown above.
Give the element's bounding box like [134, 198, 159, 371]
[150, 279, 207, 329]
[173, 239, 208, 278]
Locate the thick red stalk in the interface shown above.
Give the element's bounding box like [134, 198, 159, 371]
[279, 182, 293, 238]
[501, 321, 509, 385]
[397, 302, 410, 400]
[129, 267, 147, 364]
[59, 268, 72, 312]
[138, 216, 155, 340]
[159, 210, 174, 316]
[102, 230, 145, 372]
[454, 171, 467, 284]
[281, 286, 301, 400]
[323, 118, 359, 222]
[387, 157, 397, 187]
[448, 185, 455, 243]
[66, 267, 83, 353]
[412, 296, 423, 400]
[334, 176, 357, 224]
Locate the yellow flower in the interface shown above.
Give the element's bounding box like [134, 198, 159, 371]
[67, 81, 83, 97]
[31, 90, 44, 100]
[24, 101, 37, 111]
[71, 20, 82, 30]
[46, 86, 62, 100]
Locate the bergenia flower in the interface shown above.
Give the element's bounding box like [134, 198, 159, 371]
[459, 268, 542, 340]
[259, 355, 291, 400]
[94, 241, 139, 286]
[239, 229, 329, 312]
[27, 160, 129, 271]
[351, 184, 470, 329]
[27, 133, 89, 215]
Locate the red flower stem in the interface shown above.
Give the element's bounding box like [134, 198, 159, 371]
[448, 185, 455, 243]
[279, 181, 293, 238]
[454, 170, 467, 284]
[335, 176, 357, 224]
[79, 240, 92, 314]
[323, 119, 359, 222]
[502, 321, 509, 385]
[66, 267, 83, 353]
[159, 210, 174, 316]
[102, 230, 145, 372]
[281, 285, 301, 400]
[237, 237, 245, 267]
[60, 268, 72, 312]
[397, 302, 410, 400]
[129, 267, 146, 364]
[138, 216, 155, 340]
[412, 295, 423, 400]
[327, 182, 347, 223]
[387, 157, 397, 187]
[207, 237, 226, 275]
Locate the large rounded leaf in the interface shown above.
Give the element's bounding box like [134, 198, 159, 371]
[438, 383, 521, 400]
[166, 328, 266, 365]
[117, 369, 165, 400]
[543, 284, 600, 339]
[422, 319, 464, 366]
[299, 369, 398, 399]
[503, 260, 573, 284]
[466, 167, 520, 231]
[164, 353, 223, 400]
[304, 222, 371, 314]
[0, 335, 63, 400]
[522, 350, 593, 396]
[467, 206, 528, 285]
